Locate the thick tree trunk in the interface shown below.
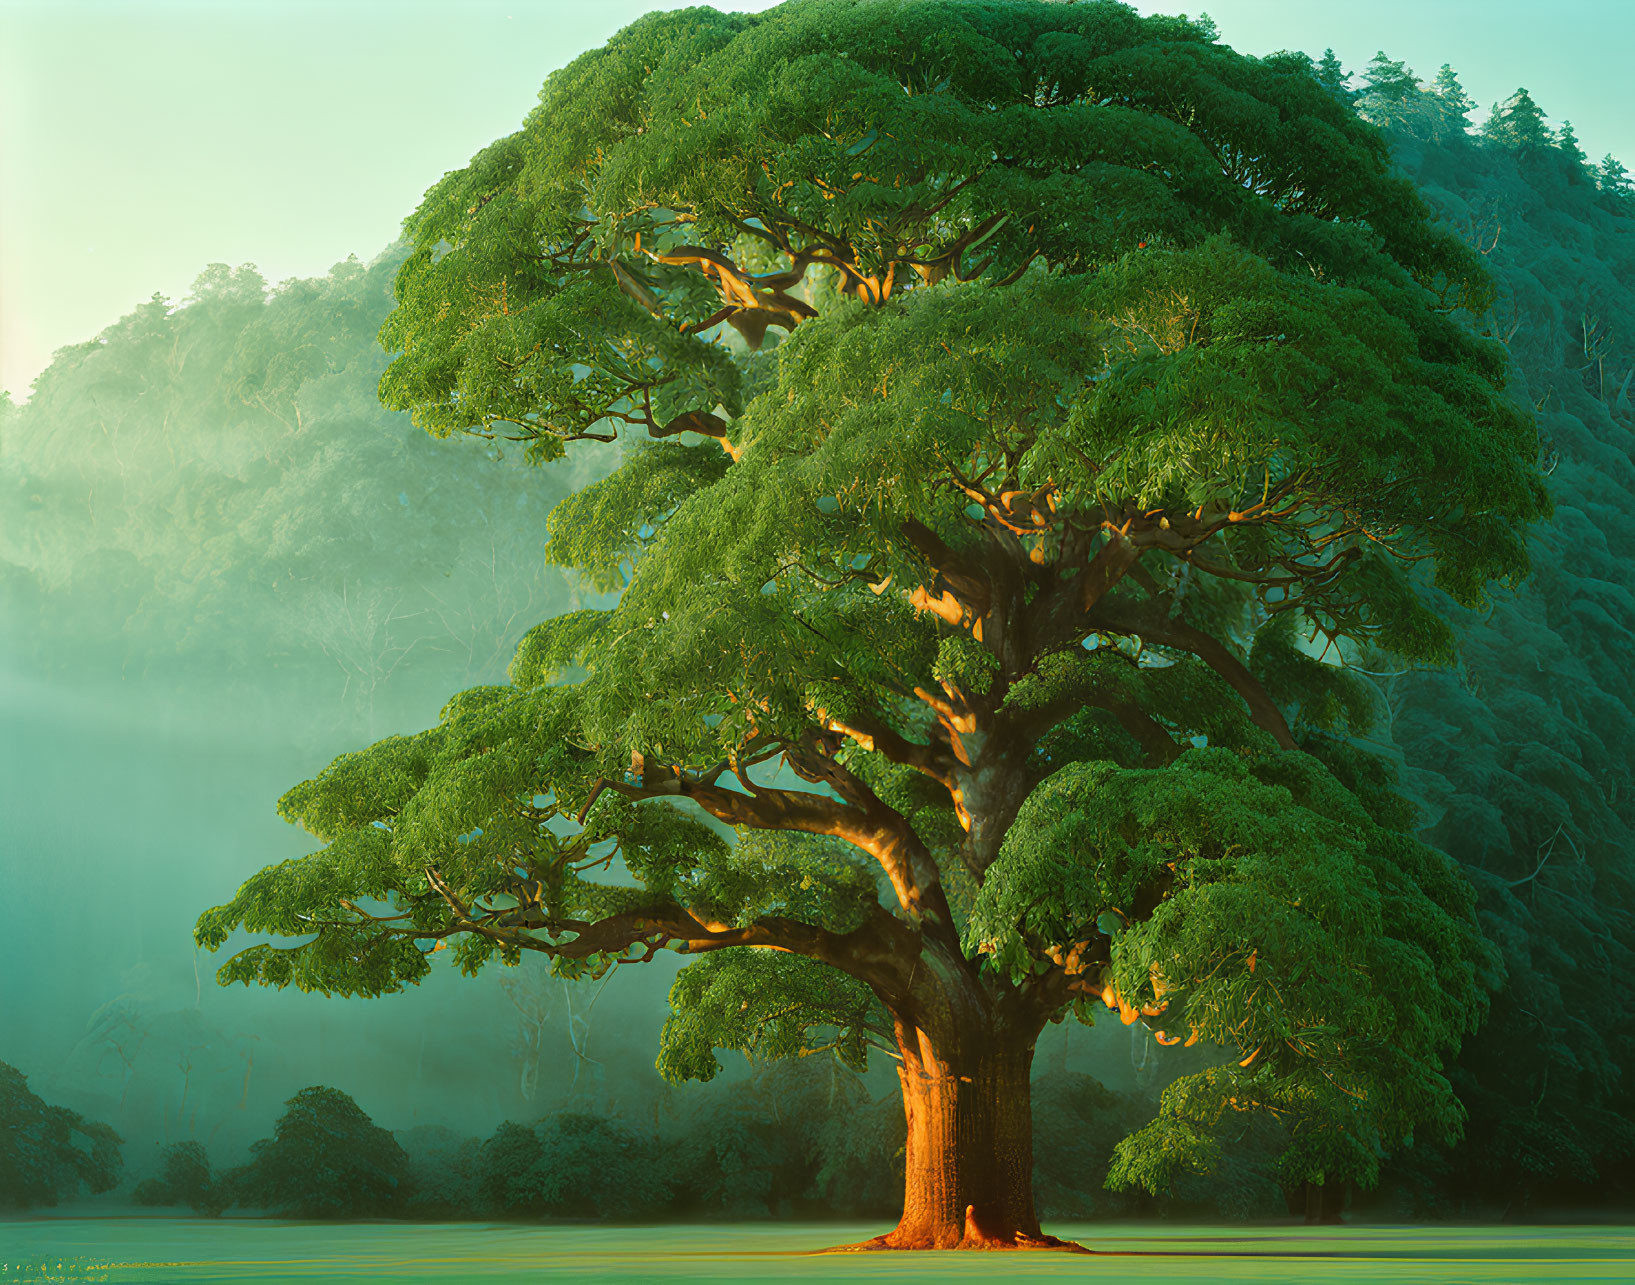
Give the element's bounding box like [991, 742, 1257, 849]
[845, 1005, 1080, 1251]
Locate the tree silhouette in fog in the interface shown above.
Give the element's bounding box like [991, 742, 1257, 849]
[0, 1060, 122, 1210]
[233, 1086, 408, 1218]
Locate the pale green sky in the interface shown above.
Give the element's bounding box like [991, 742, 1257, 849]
[3, 0, 1630, 401]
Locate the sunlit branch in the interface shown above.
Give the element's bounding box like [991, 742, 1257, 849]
[577, 750, 957, 942]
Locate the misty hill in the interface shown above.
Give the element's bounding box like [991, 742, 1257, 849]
[0, 250, 607, 732]
[0, 251, 661, 1174]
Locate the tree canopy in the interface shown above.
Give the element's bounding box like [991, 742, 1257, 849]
[200, 0, 1551, 1245]
[233, 1086, 409, 1218]
[0, 1060, 122, 1210]
[133, 1141, 229, 1217]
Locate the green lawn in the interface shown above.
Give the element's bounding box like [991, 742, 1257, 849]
[2, 1220, 1633, 1284]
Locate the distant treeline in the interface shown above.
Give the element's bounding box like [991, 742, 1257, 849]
[34, 1067, 1282, 1222]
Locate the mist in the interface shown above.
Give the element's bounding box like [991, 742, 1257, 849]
[0, 250, 684, 1176]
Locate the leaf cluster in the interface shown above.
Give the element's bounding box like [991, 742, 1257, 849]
[973, 745, 1493, 1191]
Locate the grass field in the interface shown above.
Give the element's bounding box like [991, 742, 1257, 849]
[3, 1219, 1632, 1284]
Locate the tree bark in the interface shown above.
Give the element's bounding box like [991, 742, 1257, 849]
[843, 1002, 1081, 1251]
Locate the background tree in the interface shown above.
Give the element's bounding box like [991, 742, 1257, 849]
[1355, 51, 1427, 134]
[1428, 65, 1475, 142]
[232, 1085, 409, 1218]
[475, 1113, 670, 1218]
[132, 1140, 229, 1217]
[1481, 88, 1552, 153]
[199, 0, 1547, 1248]
[1312, 48, 1352, 102]
[0, 1060, 122, 1209]
[1554, 121, 1588, 177]
[1596, 154, 1635, 213]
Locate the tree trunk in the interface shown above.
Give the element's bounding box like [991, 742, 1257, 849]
[847, 1006, 1079, 1251]
[1284, 1180, 1348, 1224]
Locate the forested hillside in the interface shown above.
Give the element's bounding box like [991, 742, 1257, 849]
[0, 251, 605, 731]
[0, 251, 627, 1170]
[1339, 54, 1635, 1217]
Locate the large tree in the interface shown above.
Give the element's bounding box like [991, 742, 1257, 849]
[198, 0, 1549, 1249]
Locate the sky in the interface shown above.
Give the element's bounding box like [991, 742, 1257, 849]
[2, 0, 1632, 402]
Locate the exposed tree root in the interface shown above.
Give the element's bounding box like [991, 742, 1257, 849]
[823, 1205, 1092, 1253]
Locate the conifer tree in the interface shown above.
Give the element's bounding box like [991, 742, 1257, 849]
[1482, 88, 1552, 152]
[1356, 51, 1420, 129]
[1429, 64, 1474, 140]
[1597, 154, 1635, 212]
[199, 0, 1549, 1248]
[1555, 122, 1585, 164]
[1313, 47, 1352, 101]
[1555, 121, 1588, 178]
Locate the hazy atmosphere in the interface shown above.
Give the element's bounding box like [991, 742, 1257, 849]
[6, 0, 1633, 400]
[2, 1, 1633, 1280]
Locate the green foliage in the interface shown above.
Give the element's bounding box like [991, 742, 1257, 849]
[681, 829, 880, 936]
[1429, 66, 1475, 140]
[1312, 49, 1353, 103]
[933, 634, 999, 698]
[1554, 122, 1587, 173]
[976, 746, 1492, 1192]
[1250, 615, 1377, 736]
[197, 666, 882, 1000]
[1355, 52, 1424, 134]
[396, 1126, 484, 1218]
[1029, 1069, 1152, 1217]
[658, 949, 891, 1082]
[476, 1113, 669, 1218]
[132, 1142, 228, 1217]
[232, 1086, 408, 1218]
[544, 443, 732, 592]
[1482, 88, 1553, 153]
[198, 0, 1555, 1223]
[1597, 154, 1634, 211]
[661, 1058, 903, 1218]
[0, 1061, 122, 1209]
